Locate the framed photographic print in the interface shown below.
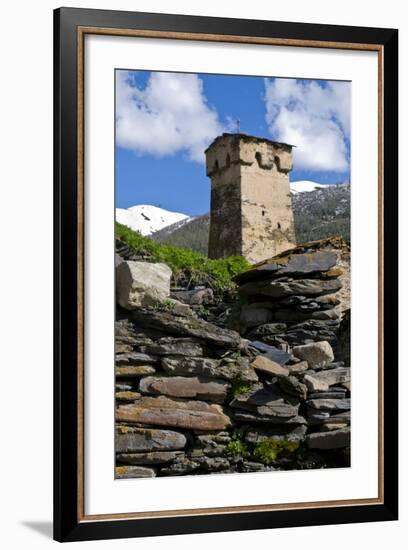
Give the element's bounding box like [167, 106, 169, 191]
[54, 7, 398, 542]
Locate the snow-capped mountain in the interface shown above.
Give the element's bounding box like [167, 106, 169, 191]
[290, 180, 328, 194]
[117, 182, 350, 244]
[116, 204, 191, 236]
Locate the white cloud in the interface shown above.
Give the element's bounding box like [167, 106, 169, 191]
[116, 70, 223, 162]
[264, 78, 350, 172]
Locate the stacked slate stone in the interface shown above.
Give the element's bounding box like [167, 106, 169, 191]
[232, 245, 351, 462]
[114, 246, 350, 479]
[234, 246, 346, 353]
[115, 311, 251, 478]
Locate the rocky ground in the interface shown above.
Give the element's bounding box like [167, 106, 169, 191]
[115, 238, 351, 478]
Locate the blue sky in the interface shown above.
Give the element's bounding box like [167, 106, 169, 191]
[116, 70, 350, 215]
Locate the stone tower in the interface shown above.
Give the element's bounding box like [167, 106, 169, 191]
[205, 133, 297, 264]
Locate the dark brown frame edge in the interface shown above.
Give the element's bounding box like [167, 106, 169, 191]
[53, 6, 398, 542]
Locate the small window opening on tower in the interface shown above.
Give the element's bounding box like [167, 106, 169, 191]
[262, 210, 265, 216]
[255, 151, 262, 167]
[277, 222, 281, 229]
[226, 153, 231, 167]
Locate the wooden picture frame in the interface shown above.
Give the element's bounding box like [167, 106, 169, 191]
[54, 7, 398, 542]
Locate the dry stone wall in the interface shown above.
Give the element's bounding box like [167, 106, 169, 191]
[115, 239, 351, 478]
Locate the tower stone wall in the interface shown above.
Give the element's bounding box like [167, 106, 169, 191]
[205, 133, 297, 264]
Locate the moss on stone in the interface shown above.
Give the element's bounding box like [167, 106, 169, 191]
[226, 432, 249, 458]
[230, 379, 252, 397]
[154, 299, 176, 312]
[253, 438, 300, 464]
[115, 391, 139, 401]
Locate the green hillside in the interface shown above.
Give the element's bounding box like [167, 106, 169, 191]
[152, 214, 210, 255]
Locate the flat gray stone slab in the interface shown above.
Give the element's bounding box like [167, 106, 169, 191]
[162, 355, 258, 384]
[306, 398, 351, 411]
[139, 376, 229, 403]
[235, 251, 338, 284]
[116, 451, 183, 465]
[240, 278, 342, 299]
[306, 428, 350, 449]
[249, 341, 292, 365]
[115, 426, 187, 452]
[304, 367, 351, 392]
[230, 385, 299, 418]
[131, 309, 242, 349]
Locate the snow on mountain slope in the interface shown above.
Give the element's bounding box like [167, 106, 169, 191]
[117, 182, 345, 237]
[290, 181, 328, 194]
[116, 204, 191, 236]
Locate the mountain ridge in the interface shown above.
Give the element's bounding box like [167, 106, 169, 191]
[117, 182, 350, 255]
[116, 204, 192, 236]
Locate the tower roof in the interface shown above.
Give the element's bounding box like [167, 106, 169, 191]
[205, 132, 295, 154]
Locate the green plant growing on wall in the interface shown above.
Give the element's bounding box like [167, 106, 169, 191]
[230, 379, 252, 398]
[156, 298, 176, 312]
[226, 432, 249, 458]
[194, 305, 211, 319]
[253, 438, 300, 465]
